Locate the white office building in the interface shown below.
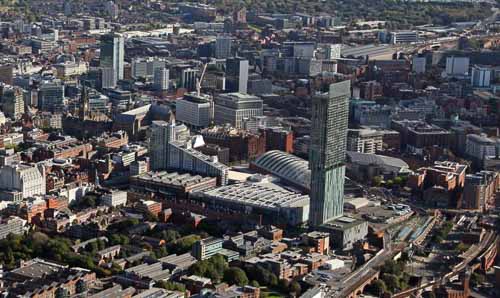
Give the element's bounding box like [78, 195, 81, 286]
[471, 65, 492, 88]
[389, 31, 419, 44]
[101, 190, 128, 207]
[168, 140, 229, 185]
[466, 134, 499, 161]
[213, 92, 263, 129]
[112, 151, 136, 166]
[131, 57, 166, 79]
[347, 128, 384, 154]
[324, 44, 342, 60]
[0, 216, 25, 240]
[53, 61, 88, 78]
[445, 56, 470, 76]
[0, 163, 46, 199]
[412, 56, 426, 74]
[176, 93, 212, 128]
[149, 120, 229, 184]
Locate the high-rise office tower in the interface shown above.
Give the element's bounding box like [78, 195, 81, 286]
[0, 64, 14, 85]
[149, 119, 176, 170]
[63, 1, 72, 16]
[176, 93, 212, 128]
[309, 80, 350, 226]
[38, 80, 64, 112]
[100, 67, 117, 89]
[79, 85, 90, 121]
[153, 67, 169, 91]
[100, 33, 124, 85]
[215, 35, 232, 59]
[226, 57, 249, 94]
[2, 86, 25, 120]
[181, 68, 198, 91]
[470, 65, 492, 88]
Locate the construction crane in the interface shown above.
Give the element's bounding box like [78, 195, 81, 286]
[196, 62, 208, 96]
[195, 62, 215, 124]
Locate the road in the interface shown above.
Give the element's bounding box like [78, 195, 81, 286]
[327, 233, 397, 297]
[392, 231, 497, 298]
[470, 290, 491, 298]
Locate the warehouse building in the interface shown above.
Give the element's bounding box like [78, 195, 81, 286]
[191, 177, 310, 226]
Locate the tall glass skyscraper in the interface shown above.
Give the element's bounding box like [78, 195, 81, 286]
[149, 119, 176, 171]
[225, 57, 249, 94]
[309, 80, 350, 226]
[100, 33, 124, 87]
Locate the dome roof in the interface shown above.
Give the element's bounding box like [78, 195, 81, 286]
[253, 150, 310, 190]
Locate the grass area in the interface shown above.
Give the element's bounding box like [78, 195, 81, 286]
[264, 293, 284, 298]
[248, 24, 262, 33]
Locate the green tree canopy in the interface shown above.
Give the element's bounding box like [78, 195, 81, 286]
[289, 281, 302, 295]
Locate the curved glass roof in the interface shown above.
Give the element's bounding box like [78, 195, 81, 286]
[253, 150, 310, 190]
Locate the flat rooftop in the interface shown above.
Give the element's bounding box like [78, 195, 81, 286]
[133, 171, 216, 187]
[322, 216, 366, 230]
[195, 182, 309, 209]
[8, 258, 67, 281]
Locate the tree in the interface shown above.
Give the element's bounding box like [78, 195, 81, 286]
[168, 235, 200, 254]
[365, 279, 387, 296]
[155, 246, 168, 258]
[372, 176, 383, 187]
[470, 272, 485, 287]
[250, 280, 260, 288]
[155, 281, 186, 292]
[381, 259, 404, 275]
[223, 267, 249, 286]
[245, 265, 279, 287]
[189, 254, 228, 283]
[111, 262, 123, 274]
[289, 281, 302, 295]
[278, 279, 290, 292]
[55, 288, 70, 298]
[211, 255, 228, 275]
[162, 229, 180, 242]
[454, 242, 469, 253]
[81, 195, 97, 208]
[206, 266, 223, 283]
[144, 211, 158, 222]
[76, 280, 88, 294]
[422, 291, 436, 298]
[189, 261, 208, 276]
[269, 273, 278, 287]
[382, 274, 400, 293]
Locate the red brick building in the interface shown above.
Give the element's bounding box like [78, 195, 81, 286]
[22, 200, 48, 224]
[46, 196, 69, 210]
[262, 128, 294, 153]
[201, 127, 266, 162]
[137, 200, 162, 217]
[359, 80, 383, 100]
